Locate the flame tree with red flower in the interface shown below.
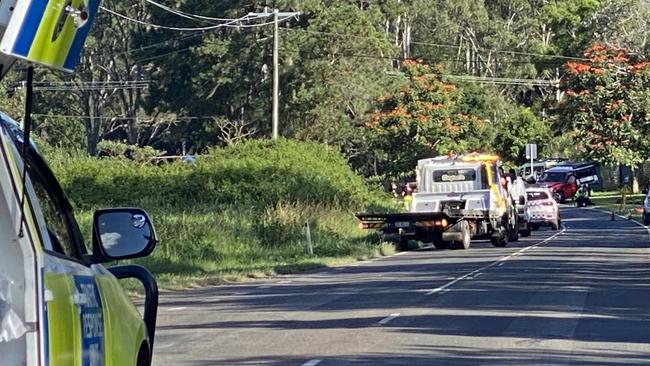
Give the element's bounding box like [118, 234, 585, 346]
[363, 60, 491, 178]
[559, 44, 650, 172]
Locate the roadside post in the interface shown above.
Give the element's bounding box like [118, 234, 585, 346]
[525, 143, 537, 179]
[304, 221, 313, 256]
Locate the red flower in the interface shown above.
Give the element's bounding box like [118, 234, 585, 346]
[566, 62, 591, 74]
[442, 84, 456, 92]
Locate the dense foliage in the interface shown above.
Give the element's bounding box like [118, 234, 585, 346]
[50, 139, 376, 210]
[1, 0, 648, 178]
[559, 45, 650, 167]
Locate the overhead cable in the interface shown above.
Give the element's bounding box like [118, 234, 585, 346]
[144, 0, 246, 23]
[32, 114, 218, 120]
[281, 28, 588, 61]
[100, 6, 295, 31]
[100, 6, 250, 31]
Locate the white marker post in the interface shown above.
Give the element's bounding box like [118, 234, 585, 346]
[305, 221, 313, 256]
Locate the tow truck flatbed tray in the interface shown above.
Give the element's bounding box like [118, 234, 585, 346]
[355, 209, 489, 222]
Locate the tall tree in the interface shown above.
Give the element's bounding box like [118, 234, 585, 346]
[282, 1, 397, 145]
[361, 60, 491, 178]
[559, 44, 650, 171]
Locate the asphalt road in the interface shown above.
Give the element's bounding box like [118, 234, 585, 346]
[151, 207, 650, 366]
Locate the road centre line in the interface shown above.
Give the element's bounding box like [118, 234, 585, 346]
[301, 359, 322, 366]
[425, 227, 567, 296]
[378, 313, 401, 325]
[166, 307, 187, 311]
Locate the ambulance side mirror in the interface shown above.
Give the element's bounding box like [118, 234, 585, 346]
[92, 208, 157, 263]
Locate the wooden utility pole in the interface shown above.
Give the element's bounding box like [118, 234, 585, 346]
[249, 8, 300, 140]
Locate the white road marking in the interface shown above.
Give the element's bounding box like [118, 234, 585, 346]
[166, 307, 187, 311]
[155, 342, 178, 349]
[426, 227, 566, 295]
[301, 359, 322, 366]
[378, 313, 401, 325]
[277, 280, 292, 284]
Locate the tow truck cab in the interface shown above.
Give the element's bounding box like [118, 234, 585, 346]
[0, 113, 158, 366]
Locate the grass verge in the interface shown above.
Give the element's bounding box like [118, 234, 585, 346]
[587, 191, 646, 223]
[76, 204, 397, 291]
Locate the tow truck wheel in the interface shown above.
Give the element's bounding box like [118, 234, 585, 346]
[456, 221, 471, 249]
[520, 221, 532, 237]
[490, 226, 509, 247]
[433, 241, 447, 250]
[397, 236, 410, 251]
[508, 218, 519, 242]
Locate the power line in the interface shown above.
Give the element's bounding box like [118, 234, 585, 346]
[31, 80, 150, 85]
[32, 86, 148, 91]
[281, 28, 588, 61]
[384, 70, 557, 87]
[144, 0, 248, 23]
[100, 5, 297, 31]
[289, 50, 578, 69]
[410, 41, 589, 61]
[99, 6, 250, 31]
[133, 46, 193, 63]
[444, 75, 557, 87]
[32, 114, 219, 120]
[111, 32, 206, 60]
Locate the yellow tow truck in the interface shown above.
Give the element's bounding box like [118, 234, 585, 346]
[357, 153, 520, 250]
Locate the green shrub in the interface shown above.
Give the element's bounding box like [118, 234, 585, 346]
[43, 139, 394, 287]
[48, 139, 378, 211]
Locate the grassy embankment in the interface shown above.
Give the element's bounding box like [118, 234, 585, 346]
[46, 140, 397, 289]
[586, 191, 646, 223]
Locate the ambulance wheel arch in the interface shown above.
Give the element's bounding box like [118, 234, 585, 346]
[137, 343, 150, 366]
